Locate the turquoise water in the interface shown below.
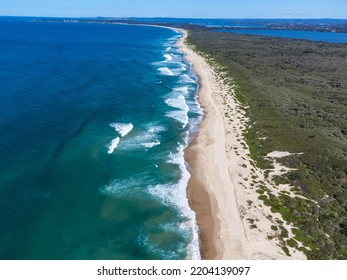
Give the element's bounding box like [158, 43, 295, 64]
[216, 29, 347, 43]
[0, 18, 201, 259]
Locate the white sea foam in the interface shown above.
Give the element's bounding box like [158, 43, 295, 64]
[170, 55, 182, 64]
[164, 54, 173, 62]
[178, 61, 188, 67]
[100, 173, 152, 196]
[141, 125, 165, 148]
[107, 137, 120, 154]
[147, 144, 201, 260]
[174, 86, 189, 95]
[153, 57, 185, 69]
[110, 123, 133, 137]
[165, 95, 189, 112]
[158, 67, 174, 76]
[148, 125, 165, 134]
[164, 94, 189, 128]
[113, 124, 164, 150]
[165, 110, 189, 128]
[100, 177, 130, 195]
[172, 68, 186, 76]
[142, 141, 161, 148]
[180, 74, 196, 84]
[154, 35, 202, 259]
[165, 47, 171, 52]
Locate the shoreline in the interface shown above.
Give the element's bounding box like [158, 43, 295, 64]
[178, 29, 247, 259]
[178, 29, 306, 260]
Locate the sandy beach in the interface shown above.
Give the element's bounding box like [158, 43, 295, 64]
[178, 29, 306, 260]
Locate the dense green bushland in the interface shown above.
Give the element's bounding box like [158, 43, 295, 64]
[186, 28, 347, 259]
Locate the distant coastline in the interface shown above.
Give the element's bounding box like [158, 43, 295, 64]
[30, 17, 347, 34]
[29, 17, 347, 44]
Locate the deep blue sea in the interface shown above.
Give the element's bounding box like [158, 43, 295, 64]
[0, 17, 202, 259]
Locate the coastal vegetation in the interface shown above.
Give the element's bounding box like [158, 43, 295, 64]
[185, 27, 347, 259]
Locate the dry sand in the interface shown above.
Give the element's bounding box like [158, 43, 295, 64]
[178, 29, 306, 260]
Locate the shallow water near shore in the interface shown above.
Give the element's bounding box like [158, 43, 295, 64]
[0, 18, 202, 259]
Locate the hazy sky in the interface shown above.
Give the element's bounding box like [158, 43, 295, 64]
[2, 0, 347, 18]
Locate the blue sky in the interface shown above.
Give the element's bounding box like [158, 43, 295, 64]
[2, 0, 347, 18]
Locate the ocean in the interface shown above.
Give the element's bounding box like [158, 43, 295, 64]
[0, 17, 202, 259]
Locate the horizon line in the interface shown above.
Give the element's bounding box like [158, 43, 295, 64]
[1, 15, 347, 20]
